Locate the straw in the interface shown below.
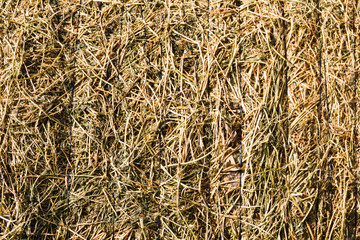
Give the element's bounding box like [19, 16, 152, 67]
[1, 0, 359, 239]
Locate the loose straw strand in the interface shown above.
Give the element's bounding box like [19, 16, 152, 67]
[324, 60, 333, 227]
[281, 2, 289, 159]
[141, 3, 150, 66]
[206, 1, 212, 238]
[112, 192, 115, 240]
[117, 2, 124, 76]
[156, 28, 163, 240]
[238, 2, 243, 239]
[157, 130, 162, 240]
[281, 1, 291, 237]
[314, 0, 322, 236]
[66, 1, 81, 239]
[353, 0, 358, 237]
[238, 2, 243, 240]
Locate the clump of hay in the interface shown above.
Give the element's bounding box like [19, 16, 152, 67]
[0, 0, 358, 239]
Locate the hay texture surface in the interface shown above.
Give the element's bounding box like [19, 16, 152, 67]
[0, 0, 359, 239]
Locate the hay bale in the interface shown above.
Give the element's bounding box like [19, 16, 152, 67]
[0, 0, 358, 239]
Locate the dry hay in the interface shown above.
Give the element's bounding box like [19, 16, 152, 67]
[0, 0, 359, 239]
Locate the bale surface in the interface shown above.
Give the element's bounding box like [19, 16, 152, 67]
[0, 0, 359, 239]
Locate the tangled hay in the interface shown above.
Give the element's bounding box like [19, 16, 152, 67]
[0, 0, 359, 239]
